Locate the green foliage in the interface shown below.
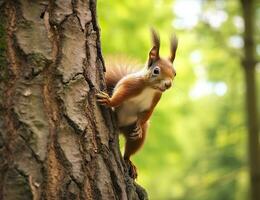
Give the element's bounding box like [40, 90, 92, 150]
[98, 0, 259, 199]
[98, 0, 174, 61]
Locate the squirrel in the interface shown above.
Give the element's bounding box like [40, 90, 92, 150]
[96, 29, 178, 179]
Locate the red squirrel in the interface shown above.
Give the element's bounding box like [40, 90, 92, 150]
[96, 29, 178, 179]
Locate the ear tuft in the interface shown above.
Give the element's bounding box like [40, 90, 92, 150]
[148, 28, 160, 67]
[169, 34, 178, 63]
[151, 28, 160, 52]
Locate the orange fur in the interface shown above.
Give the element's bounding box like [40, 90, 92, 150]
[104, 57, 140, 94]
[107, 76, 145, 107]
[124, 122, 148, 159]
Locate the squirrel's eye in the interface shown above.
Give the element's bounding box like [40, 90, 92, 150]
[152, 67, 160, 76]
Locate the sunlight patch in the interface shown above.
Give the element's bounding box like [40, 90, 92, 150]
[172, 0, 202, 29]
[189, 80, 228, 99]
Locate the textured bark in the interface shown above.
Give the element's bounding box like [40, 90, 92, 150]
[0, 1, 147, 199]
[240, 0, 260, 199]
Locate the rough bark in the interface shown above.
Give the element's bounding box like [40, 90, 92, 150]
[0, 1, 147, 199]
[240, 0, 260, 199]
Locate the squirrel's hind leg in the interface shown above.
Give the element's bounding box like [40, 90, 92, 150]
[123, 122, 149, 179]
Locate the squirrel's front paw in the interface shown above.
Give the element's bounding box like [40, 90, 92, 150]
[129, 124, 142, 140]
[96, 91, 110, 106]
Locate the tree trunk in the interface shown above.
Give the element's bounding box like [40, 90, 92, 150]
[240, 0, 260, 199]
[0, 1, 147, 199]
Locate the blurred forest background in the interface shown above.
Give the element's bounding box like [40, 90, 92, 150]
[97, 0, 260, 200]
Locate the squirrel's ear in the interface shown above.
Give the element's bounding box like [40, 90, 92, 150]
[169, 34, 178, 63]
[148, 28, 160, 67]
[148, 46, 159, 67]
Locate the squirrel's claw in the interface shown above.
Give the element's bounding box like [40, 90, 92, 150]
[129, 124, 142, 140]
[97, 91, 110, 98]
[96, 91, 111, 106]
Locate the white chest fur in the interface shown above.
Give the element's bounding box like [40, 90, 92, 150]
[116, 88, 156, 127]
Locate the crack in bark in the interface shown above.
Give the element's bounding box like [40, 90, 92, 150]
[85, 108, 98, 152]
[109, 138, 125, 174]
[18, 133, 44, 164]
[54, 12, 75, 28]
[40, 3, 48, 19]
[100, 145, 124, 200]
[84, 71, 95, 89]
[62, 72, 84, 85]
[15, 167, 31, 183]
[5, 2, 19, 76]
[70, 174, 82, 188]
[53, 134, 82, 179]
[71, 0, 85, 32]
[89, 0, 105, 71]
[43, 10, 60, 62]
[62, 178, 81, 199]
[63, 113, 83, 134]
[23, 53, 52, 80]
[3, 1, 20, 165]
[78, 128, 95, 199]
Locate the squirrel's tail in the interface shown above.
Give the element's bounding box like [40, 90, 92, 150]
[104, 56, 141, 94]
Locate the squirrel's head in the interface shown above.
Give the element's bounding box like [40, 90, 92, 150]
[146, 29, 178, 92]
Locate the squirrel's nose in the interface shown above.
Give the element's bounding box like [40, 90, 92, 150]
[165, 81, 172, 89]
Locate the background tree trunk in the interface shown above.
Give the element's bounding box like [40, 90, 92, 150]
[240, 0, 260, 199]
[0, 1, 147, 199]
